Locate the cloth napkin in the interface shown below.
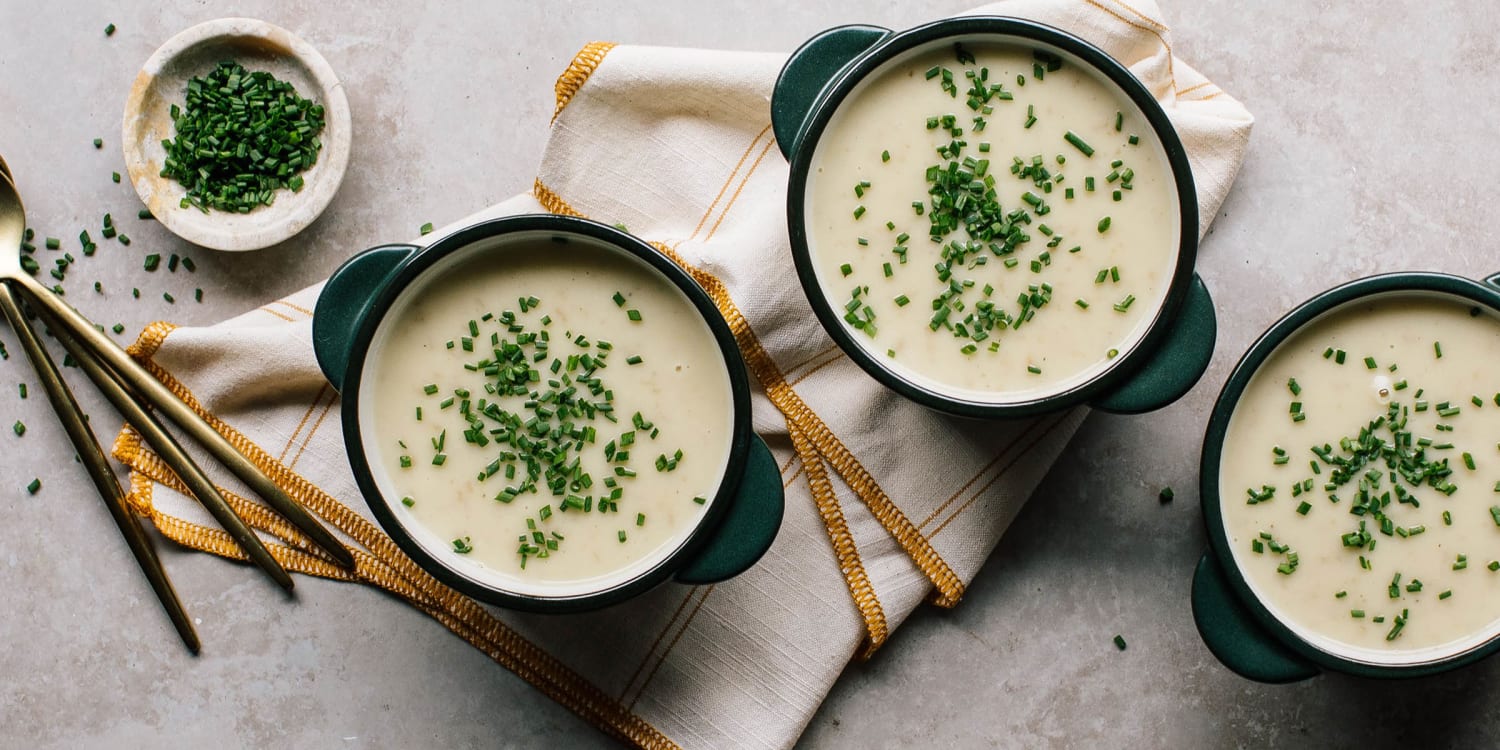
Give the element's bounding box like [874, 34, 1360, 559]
[112, 1, 1251, 747]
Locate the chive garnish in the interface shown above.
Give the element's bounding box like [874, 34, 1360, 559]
[1063, 130, 1094, 157]
[26, 478, 41, 495]
[1097, 216, 1112, 233]
[1112, 635, 1126, 651]
[160, 61, 326, 213]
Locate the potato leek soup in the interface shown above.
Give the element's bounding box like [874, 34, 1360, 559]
[1221, 296, 1500, 659]
[362, 235, 734, 597]
[806, 41, 1179, 401]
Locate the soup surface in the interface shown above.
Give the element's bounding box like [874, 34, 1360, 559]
[806, 39, 1180, 402]
[363, 234, 735, 597]
[1221, 295, 1500, 660]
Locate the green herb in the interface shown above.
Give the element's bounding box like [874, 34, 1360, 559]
[1364, 356, 1377, 369]
[881, 149, 891, 162]
[143, 254, 160, 271]
[626, 309, 642, 322]
[401, 496, 415, 507]
[93, 138, 103, 149]
[1112, 635, 1126, 651]
[1439, 590, 1453, 600]
[26, 478, 40, 495]
[104, 23, 116, 36]
[420, 222, 434, 235]
[1158, 487, 1174, 503]
[452, 537, 473, 554]
[112, 172, 121, 184]
[160, 61, 327, 213]
[12, 421, 24, 437]
[1063, 131, 1095, 157]
[1097, 216, 1112, 233]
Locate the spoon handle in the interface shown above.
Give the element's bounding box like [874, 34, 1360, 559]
[11, 274, 356, 570]
[39, 307, 296, 592]
[0, 282, 201, 654]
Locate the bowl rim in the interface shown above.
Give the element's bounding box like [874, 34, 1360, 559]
[121, 17, 352, 252]
[338, 215, 754, 612]
[1199, 271, 1500, 676]
[783, 15, 1200, 419]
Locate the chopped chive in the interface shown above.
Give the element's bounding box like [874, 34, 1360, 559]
[1158, 487, 1174, 503]
[401, 496, 415, 507]
[1063, 130, 1095, 157]
[1435, 341, 1443, 358]
[1364, 356, 1377, 369]
[1112, 635, 1126, 651]
[626, 309, 642, 322]
[26, 478, 41, 495]
[1097, 216, 1112, 233]
[419, 222, 434, 235]
[881, 149, 891, 162]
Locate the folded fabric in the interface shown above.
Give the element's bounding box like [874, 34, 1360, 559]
[113, 1, 1251, 747]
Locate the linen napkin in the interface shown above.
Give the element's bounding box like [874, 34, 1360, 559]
[112, 1, 1251, 747]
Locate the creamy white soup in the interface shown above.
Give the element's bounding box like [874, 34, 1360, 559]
[362, 234, 734, 597]
[1221, 295, 1500, 661]
[806, 40, 1180, 402]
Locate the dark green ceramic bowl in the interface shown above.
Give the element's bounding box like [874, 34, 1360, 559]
[312, 215, 784, 613]
[1194, 272, 1500, 682]
[772, 16, 1215, 419]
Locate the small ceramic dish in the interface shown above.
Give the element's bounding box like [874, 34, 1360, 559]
[772, 17, 1214, 419]
[313, 215, 784, 612]
[1195, 271, 1500, 682]
[122, 18, 351, 251]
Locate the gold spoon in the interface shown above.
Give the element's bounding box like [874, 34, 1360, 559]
[0, 169, 200, 652]
[1, 157, 293, 591]
[40, 307, 296, 591]
[0, 166, 354, 570]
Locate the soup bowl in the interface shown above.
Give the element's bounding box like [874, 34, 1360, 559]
[773, 16, 1215, 419]
[313, 214, 784, 612]
[1195, 271, 1500, 681]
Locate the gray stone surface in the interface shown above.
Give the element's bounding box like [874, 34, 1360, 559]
[1, 1, 1497, 748]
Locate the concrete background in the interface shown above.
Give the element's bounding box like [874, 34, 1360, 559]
[2, 1, 1498, 747]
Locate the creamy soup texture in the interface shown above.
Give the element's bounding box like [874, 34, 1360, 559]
[363, 235, 734, 597]
[1221, 295, 1500, 660]
[806, 40, 1180, 402]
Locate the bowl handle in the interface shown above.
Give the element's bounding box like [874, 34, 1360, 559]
[772, 24, 892, 161]
[312, 244, 419, 392]
[1090, 274, 1216, 414]
[1191, 552, 1319, 683]
[674, 434, 785, 584]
